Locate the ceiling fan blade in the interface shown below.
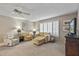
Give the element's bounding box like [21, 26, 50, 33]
[14, 9, 31, 15]
[14, 9, 22, 13]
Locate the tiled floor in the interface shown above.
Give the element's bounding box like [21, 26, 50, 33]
[0, 41, 65, 56]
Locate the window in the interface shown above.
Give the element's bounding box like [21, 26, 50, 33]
[43, 23, 48, 32]
[53, 21, 59, 36]
[48, 22, 53, 34]
[39, 20, 59, 37]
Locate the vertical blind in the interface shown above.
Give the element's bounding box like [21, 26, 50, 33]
[40, 20, 59, 37]
[48, 22, 53, 35]
[53, 21, 59, 36]
[44, 23, 48, 32]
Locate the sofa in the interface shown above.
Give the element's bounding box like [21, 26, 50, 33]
[32, 32, 50, 46]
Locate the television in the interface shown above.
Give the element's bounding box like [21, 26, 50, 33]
[69, 18, 76, 35]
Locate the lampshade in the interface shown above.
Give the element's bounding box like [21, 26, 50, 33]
[33, 29, 36, 31]
[16, 26, 21, 30]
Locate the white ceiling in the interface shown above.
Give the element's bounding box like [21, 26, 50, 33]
[0, 3, 79, 22]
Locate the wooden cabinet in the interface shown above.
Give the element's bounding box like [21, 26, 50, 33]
[65, 36, 79, 56]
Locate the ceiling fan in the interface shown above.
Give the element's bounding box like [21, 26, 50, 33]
[14, 9, 31, 15]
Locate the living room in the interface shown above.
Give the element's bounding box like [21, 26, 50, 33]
[0, 3, 79, 56]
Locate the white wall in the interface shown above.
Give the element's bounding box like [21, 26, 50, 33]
[32, 22, 40, 31]
[77, 8, 79, 36]
[0, 16, 15, 43]
[0, 15, 24, 43]
[22, 20, 33, 32]
[59, 12, 77, 44]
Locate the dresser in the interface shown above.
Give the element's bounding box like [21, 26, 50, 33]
[65, 35, 79, 56]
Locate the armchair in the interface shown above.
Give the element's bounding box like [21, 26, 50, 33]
[4, 32, 19, 47]
[22, 32, 33, 41]
[4, 38, 19, 46]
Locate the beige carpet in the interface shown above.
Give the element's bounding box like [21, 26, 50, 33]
[0, 41, 65, 56]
